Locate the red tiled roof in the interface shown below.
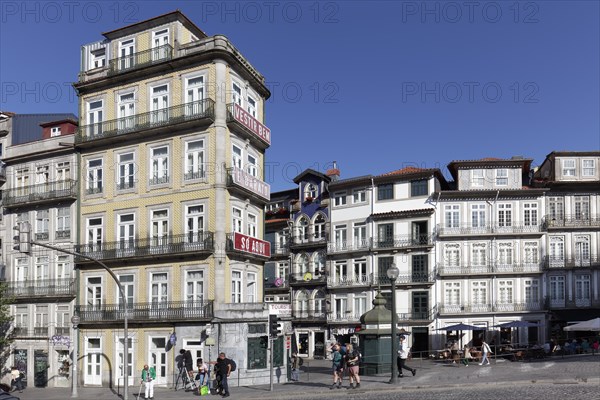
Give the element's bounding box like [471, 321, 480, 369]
[379, 166, 430, 176]
[326, 168, 340, 176]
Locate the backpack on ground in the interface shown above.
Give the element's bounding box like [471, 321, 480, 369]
[227, 358, 236, 372]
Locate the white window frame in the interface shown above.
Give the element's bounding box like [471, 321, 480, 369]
[472, 169, 484, 186]
[149, 145, 170, 185]
[185, 270, 204, 302]
[87, 158, 103, 194]
[497, 203, 512, 227]
[562, 159, 576, 176]
[247, 213, 257, 237]
[150, 84, 169, 124]
[471, 204, 486, 228]
[495, 169, 508, 186]
[185, 139, 205, 180]
[523, 203, 538, 226]
[444, 205, 460, 228]
[246, 272, 257, 303]
[582, 159, 595, 177]
[232, 207, 243, 233]
[333, 192, 347, 207]
[185, 74, 205, 115]
[352, 189, 366, 203]
[117, 152, 135, 190]
[50, 126, 62, 137]
[185, 204, 205, 243]
[231, 270, 242, 303]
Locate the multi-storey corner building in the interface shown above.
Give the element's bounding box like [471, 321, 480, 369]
[434, 157, 549, 348]
[1, 112, 79, 388]
[533, 151, 600, 331]
[72, 11, 273, 388]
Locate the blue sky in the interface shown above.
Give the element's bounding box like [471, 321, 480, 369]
[1, 1, 599, 191]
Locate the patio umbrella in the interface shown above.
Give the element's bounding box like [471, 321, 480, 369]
[437, 323, 485, 348]
[493, 320, 540, 329]
[563, 317, 600, 332]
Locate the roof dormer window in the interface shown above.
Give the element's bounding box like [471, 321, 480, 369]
[50, 127, 62, 137]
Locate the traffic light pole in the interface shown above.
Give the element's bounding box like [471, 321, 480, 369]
[269, 336, 274, 392]
[16, 224, 130, 400]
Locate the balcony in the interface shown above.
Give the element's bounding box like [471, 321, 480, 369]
[75, 300, 214, 324]
[328, 312, 362, 323]
[270, 244, 290, 257]
[438, 302, 544, 315]
[226, 103, 271, 149]
[5, 279, 76, 300]
[54, 326, 70, 336]
[13, 326, 51, 338]
[544, 296, 600, 310]
[292, 309, 327, 321]
[226, 167, 270, 203]
[2, 180, 78, 208]
[75, 99, 215, 148]
[436, 222, 543, 236]
[371, 234, 433, 251]
[289, 236, 328, 249]
[55, 230, 71, 240]
[543, 214, 600, 229]
[289, 273, 327, 286]
[108, 45, 173, 75]
[328, 274, 372, 288]
[75, 232, 214, 263]
[543, 255, 600, 269]
[436, 262, 543, 276]
[373, 272, 435, 286]
[328, 239, 371, 254]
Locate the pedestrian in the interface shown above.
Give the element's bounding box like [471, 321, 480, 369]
[330, 344, 343, 389]
[397, 335, 416, 377]
[479, 340, 492, 365]
[10, 366, 23, 393]
[345, 343, 361, 389]
[196, 358, 208, 386]
[214, 352, 231, 398]
[462, 345, 472, 366]
[290, 352, 300, 382]
[140, 364, 156, 400]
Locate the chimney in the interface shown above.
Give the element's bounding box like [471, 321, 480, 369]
[326, 161, 340, 181]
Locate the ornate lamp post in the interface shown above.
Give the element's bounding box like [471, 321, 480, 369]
[71, 314, 80, 398]
[387, 263, 399, 384]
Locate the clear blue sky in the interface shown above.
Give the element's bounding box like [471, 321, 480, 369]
[1, 1, 599, 191]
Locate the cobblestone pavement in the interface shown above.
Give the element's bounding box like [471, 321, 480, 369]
[9, 354, 600, 400]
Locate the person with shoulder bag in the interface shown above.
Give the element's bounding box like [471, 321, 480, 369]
[330, 344, 343, 389]
[345, 344, 361, 389]
[397, 336, 417, 377]
[479, 340, 492, 365]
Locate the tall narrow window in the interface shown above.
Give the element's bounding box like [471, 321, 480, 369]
[247, 94, 257, 117]
[86, 218, 103, 252]
[523, 203, 538, 226]
[232, 82, 243, 106]
[471, 281, 487, 305]
[575, 236, 590, 264]
[497, 243, 513, 265]
[444, 205, 460, 228]
[36, 165, 49, 184]
[496, 169, 508, 185]
[231, 271, 242, 303]
[497, 204, 512, 227]
[498, 280, 513, 303]
[186, 271, 204, 302]
[548, 197, 564, 224]
[412, 255, 428, 282]
[471, 204, 486, 228]
[86, 277, 102, 307]
[353, 223, 367, 248]
[232, 207, 243, 233]
[118, 274, 134, 306]
[314, 214, 326, 240]
[118, 152, 135, 190]
[35, 256, 49, 281]
[186, 76, 205, 115]
[117, 214, 135, 251]
[151, 210, 169, 246]
[56, 207, 70, 239]
[377, 223, 393, 247]
[574, 196, 590, 220]
[35, 210, 49, 241]
[445, 244, 460, 267]
[150, 146, 169, 185]
[471, 243, 486, 266]
[575, 274, 591, 304]
[247, 213, 257, 237]
[150, 85, 169, 124]
[87, 100, 103, 137]
[186, 205, 204, 243]
[151, 273, 168, 304]
[232, 145, 243, 169]
[524, 279, 539, 303]
[334, 224, 347, 250]
[56, 255, 71, 280]
[56, 162, 70, 182]
[152, 28, 169, 60]
[247, 154, 258, 177]
[523, 242, 539, 264]
[87, 159, 103, 194]
[185, 140, 204, 180]
[549, 276, 565, 303]
[118, 93, 135, 131]
[119, 38, 135, 70]
[246, 272, 257, 302]
[549, 237, 564, 266]
[444, 282, 461, 305]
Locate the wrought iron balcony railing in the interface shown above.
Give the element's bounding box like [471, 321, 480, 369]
[292, 309, 327, 320]
[270, 244, 290, 256]
[5, 279, 76, 298]
[543, 255, 600, 269]
[289, 273, 328, 284]
[13, 326, 51, 337]
[328, 239, 371, 253]
[543, 214, 600, 228]
[55, 230, 71, 239]
[327, 312, 363, 323]
[327, 274, 372, 288]
[75, 99, 215, 144]
[54, 326, 70, 336]
[371, 234, 433, 250]
[289, 236, 328, 247]
[435, 262, 543, 275]
[2, 179, 78, 207]
[75, 232, 214, 262]
[373, 272, 435, 285]
[437, 302, 544, 315]
[107, 44, 173, 75]
[436, 222, 543, 236]
[75, 300, 214, 323]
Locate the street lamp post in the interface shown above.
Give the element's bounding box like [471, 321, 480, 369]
[71, 315, 80, 398]
[387, 263, 399, 384]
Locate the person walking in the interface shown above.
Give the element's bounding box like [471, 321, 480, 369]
[462, 345, 472, 366]
[479, 340, 492, 365]
[214, 352, 232, 398]
[345, 343, 361, 389]
[140, 364, 156, 400]
[330, 344, 343, 389]
[397, 335, 416, 377]
[10, 367, 23, 393]
[290, 352, 300, 382]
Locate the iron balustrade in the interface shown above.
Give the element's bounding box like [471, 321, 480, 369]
[327, 312, 363, 322]
[35, 232, 49, 241]
[75, 99, 215, 144]
[289, 273, 327, 284]
[543, 255, 600, 269]
[543, 214, 600, 228]
[55, 230, 71, 239]
[327, 239, 371, 253]
[438, 302, 543, 315]
[74, 232, 214, 261]
[184, 170, 206, 181]
[55, 327, 70, 336]
[327, 274, 372, 288]
[75, 300, 214, 323]
[5, 279, 76, 298]
[436, 222, 543, 236]
[270, 244, 290, 256]
[107, 44, 173, 75]
[397, 309, 436, 321]
[374, 272, 434, 285]
[292, 309, 327, 320]
[435, 262, 544, 275]
[2, 180, 78, 206]
[371, 234, 433, 250]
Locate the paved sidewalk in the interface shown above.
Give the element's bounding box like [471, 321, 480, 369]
[10, 353, 600, 400]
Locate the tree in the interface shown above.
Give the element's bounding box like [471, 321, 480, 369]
[0, 282, 14, 372]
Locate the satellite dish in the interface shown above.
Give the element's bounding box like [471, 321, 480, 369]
[303, 272, 312, 281]
[274, 277, 283, 287]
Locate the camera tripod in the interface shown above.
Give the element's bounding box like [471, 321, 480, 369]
[174, 366, 197, 392]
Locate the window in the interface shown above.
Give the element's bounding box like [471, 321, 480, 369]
[35, 210, 49, 241]
[56, 255, 71, 280]
[117, 214, 135, 251]
[524, 279, 539, 303]
[412, 255, 428, 282]
[353, 223, 367, 248]
[86, 277, 102, 307]
[497, 204, 512, 227]
[548, 197, 564, 222]
[150, 146, 169, 185]
[550, 276, 565, 302]
[304, 183, 317, 199]
[185, 76, 205, 115]
[185, 204, 204, 243]
[354, 293, 368, 318]
[471, 281, 487, 304]
[314, 253, 326, 275]
[36, 165, 49, 184]
[35, 256, 49, 280]
[34, 305, 48, 333]
[334, 296, 347, 318]
[549, 237, 564, 265]
[333, 192, 347, 206]
[498, 243, 513, 265]
[472, 169, 484, 186]
[151, 273, 168, 304]
[15, 168, 29, 190]
[119, 38, 135, 70]
[186, 270, 204, 302]
[523, 242, 538, 264]
[247, 213, 257, 237]
[86, 218, 103, 251]
[150, 84, 169, 124]
[575, 274, 591, 302]
[56, 162, 70, 181]
[297, 254, 309, 274]
[247, 272, 257, 302]
[354, 259, 367, 282]
[277, 262, 288, 280]
[410, 179, 428, 197]
[471, 243, 486, 266]
[314, 214, 326, 240]
[15, 305, 28, 332]
[151, 210, 169, 246]
[117, 152, 135, 190]
[90, 48, 106, 69]
[118, 93, 135, 131]
[334, 224, 347, 249]
[231, 271, 242, 303]
[232, 207, 243, 233]
[296, 217, 309, 241]
[232, 145, 243, 169]
[377, 184, 393, 200]
[444, 205, 460, 228]
[377, 256, 394, 282]
[353, 189, 366, 203]
[50, 127, 61, 137]
[574, 196, 590, 220]
[152, 28, 169, 60]
[377, 223, 393, 247]
[498, 280, 513, 303]
[118, 274, 134, 305]
[232, 81, 242, 106]
[582, 159, 595, 177]
[247, 337, 268, 369]
[87, 100, 103, 137]
[247, 94, 257, 117]
[445, 244, 460, 267]
[471, 204, 486, 228]
[562, 159, 575, 176]
[575, 236, 590, 262]
[87, 159, 103, 194]
[523, 203, 538, 226]
[444, 282, 460, 305]
[56, 305, 70, 331]
[56, 207, 70, 239]
[496, 169, 508, 185]
[334, 261, 348, 283]
[247, 154, 258, 177]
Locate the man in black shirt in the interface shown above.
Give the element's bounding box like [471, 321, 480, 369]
[214, 352, 231, 398]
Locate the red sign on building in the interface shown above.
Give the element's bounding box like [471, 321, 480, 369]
[232, 104, 271, 145]
[233, 232, 271, 257]
[231, 167, 270, 201]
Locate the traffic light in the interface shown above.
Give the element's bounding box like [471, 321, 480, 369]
[13, 222, 31, 254]
[269, 314, 282, 338]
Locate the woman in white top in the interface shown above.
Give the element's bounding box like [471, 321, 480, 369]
[479, 340, 492, 365]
